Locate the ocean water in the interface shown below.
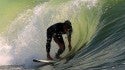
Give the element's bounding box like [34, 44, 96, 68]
[0, 0, 125, 70]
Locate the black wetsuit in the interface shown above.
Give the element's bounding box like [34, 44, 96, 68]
[46, 23, 72, 58]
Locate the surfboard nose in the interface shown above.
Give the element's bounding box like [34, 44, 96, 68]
[33, 59, 40, 62]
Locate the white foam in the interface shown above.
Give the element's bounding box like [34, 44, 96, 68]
[0, 36, 12, 65]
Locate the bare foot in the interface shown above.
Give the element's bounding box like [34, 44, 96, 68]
[47, 54, 53, 60]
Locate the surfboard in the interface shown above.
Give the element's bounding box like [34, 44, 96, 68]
[33, 59, 57, 63]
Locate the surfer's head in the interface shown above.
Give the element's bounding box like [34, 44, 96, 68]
[64, 20, 72, 32]
[64, 20, 72, 29]
[64, 20, 71, 26]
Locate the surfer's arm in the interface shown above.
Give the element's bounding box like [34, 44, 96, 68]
[67, 28, 72, 51]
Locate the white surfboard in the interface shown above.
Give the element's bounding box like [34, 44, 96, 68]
[33, 59, 57, 63]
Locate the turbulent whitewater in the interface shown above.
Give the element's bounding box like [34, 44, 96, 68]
[0, 0, 125, 70]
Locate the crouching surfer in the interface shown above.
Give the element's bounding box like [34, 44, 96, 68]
[46, 20, 73, 60]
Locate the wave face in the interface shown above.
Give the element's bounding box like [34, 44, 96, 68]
[0, 0, 125, 69]
[54, 0, 125, 70]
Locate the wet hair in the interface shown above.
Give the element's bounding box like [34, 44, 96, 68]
[64, 20, 71, 25]
[64, 20, 72, 29]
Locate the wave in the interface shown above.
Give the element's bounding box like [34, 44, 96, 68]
[0, 0, 98, 68]
[0, 0, 125, 70]
[54, 0, 125, 70]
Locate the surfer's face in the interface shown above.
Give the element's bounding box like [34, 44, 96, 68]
[64, 20, 72, 33]
[63, 25, 68, 33]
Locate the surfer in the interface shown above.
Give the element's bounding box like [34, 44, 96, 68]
[46, 20, 73, 60]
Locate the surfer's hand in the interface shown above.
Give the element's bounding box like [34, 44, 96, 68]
[68, 44, 72, 51]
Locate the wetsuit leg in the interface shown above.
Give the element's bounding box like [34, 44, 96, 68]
[46, 31, 53, 60]
[53, 34, 65, 59]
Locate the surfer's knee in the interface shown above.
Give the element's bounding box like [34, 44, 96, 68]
[60, 44, 65, 51]
[55, 48, 65, 59]
[58, 46, 65, 54]
[61, 46, 65, 52]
